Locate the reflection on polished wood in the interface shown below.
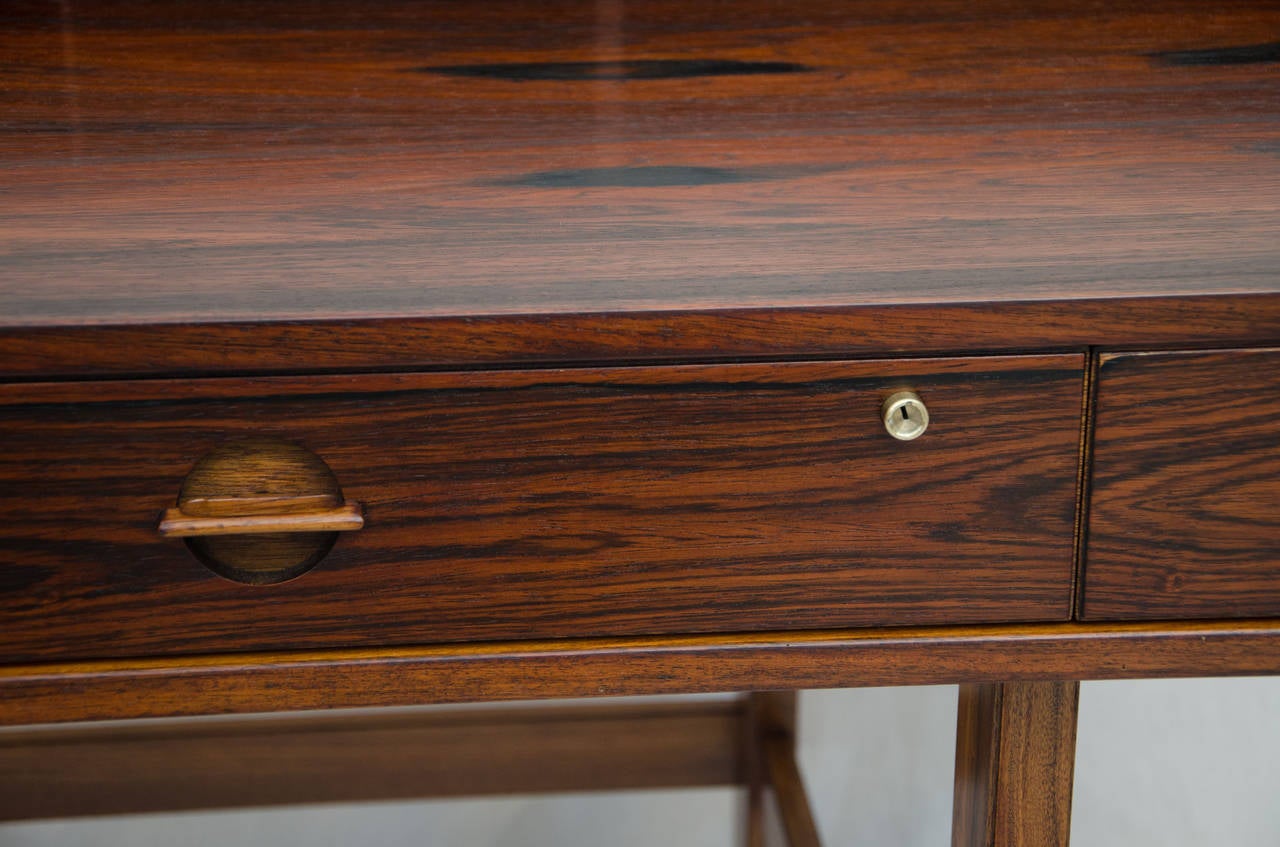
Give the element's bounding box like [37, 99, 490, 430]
[3, 0, 1279, 330]
[1, 0, 1278, 842]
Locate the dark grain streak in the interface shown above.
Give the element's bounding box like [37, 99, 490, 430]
[416, 59, 814, 81]
[2, 1, 1278, 332]
[1150, 41, 1280, 66]
[491, 165, 842, 188]
[1084, 349, 1280, 620]
[0, 356, 1082, 663]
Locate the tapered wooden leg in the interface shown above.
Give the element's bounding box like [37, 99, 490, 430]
[952, 681, 1080, 847]
[744, 721, 767, 847]
[742, 692, 822, 847]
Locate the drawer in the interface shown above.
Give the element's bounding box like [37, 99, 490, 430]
[1083, 349, 1280, 620]
[0, 355, 1083, 663]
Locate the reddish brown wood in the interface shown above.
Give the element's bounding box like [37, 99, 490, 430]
[1084, 349, 1280, 620]
[0, 0, 1275, 832]
[0, 699, 749, 821]
[156, 505, 364, 538]
[952, 682, 1079, 847]
[953, 684, 1003, 847]
[1, 0, 1278, 352]
[743, 692, 803, 847]
[1069, 351, 1100, 618]
[2, 620, 1277, 727]
[0, 355, 1082, 663]
[761, 732, 823, 847]
[744, 707, 769, 847]
[1, 297, 1278, 381]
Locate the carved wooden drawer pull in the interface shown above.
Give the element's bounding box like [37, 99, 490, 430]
[158, 438, 363, 584]
[158, 498, 364, 537]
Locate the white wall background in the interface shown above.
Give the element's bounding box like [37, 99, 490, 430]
[3, 679, 1278, 846]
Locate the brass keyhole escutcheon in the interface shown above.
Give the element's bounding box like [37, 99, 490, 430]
[882, 390, 929, 441]
[160, 438, 363, 585]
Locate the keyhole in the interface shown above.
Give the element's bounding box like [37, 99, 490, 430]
[882, 391, 929, 441]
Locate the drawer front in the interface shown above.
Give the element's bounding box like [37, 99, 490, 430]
[1083, 349, 1280, 620]
[0, 356, 1083, 662]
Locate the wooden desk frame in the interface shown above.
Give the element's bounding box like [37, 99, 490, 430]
[4, 619, 1280, 844]
[3, 0, 1279, 842]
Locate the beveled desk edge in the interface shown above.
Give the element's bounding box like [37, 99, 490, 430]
[2, 293, 1278, 380]
[2, 620, 1278, 726]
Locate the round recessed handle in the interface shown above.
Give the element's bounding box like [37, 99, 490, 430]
[882, 390, 929, 441]
[159, 438, 363, 585]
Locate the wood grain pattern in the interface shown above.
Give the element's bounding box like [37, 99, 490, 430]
[952, 681, 1079, 847]
[991, 682, 1077, 847]
[0, 355, 1082, 663]
[0, 699, 750, 821]
[1, 0, 1278, 334]
[744, 692, 803, 847]
[0, 1, 1274, 832]
[0, 296, 1277, 381]
[156, 504, 364, 538]
[761, 733, 823, 847]
[1083, 349, 1280, 620]
[2, 620, 1277, 727]
[953, 684, 1003, 847]
[1, 692, 826, 838]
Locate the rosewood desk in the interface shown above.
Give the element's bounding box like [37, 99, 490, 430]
[1, 1, 1278, 844]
